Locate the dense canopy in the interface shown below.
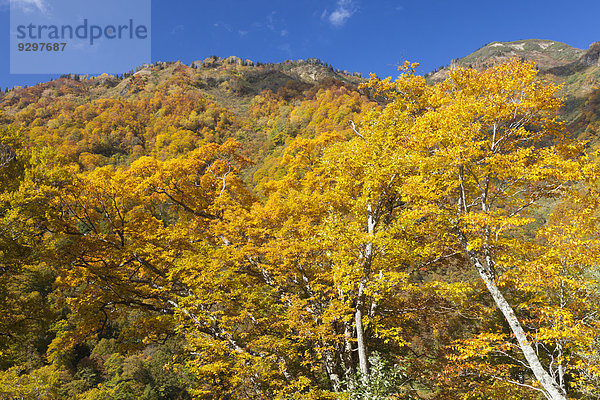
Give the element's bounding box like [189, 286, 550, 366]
[0, 58, 599, 399]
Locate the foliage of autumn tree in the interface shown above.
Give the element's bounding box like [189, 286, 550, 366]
[248, 84, 377, 191]
[212, 117, 471, 397]
[2, 58, 600, 400]
[358, 59, 597, 400]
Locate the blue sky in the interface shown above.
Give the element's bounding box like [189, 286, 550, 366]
[1, 0, 600, 89]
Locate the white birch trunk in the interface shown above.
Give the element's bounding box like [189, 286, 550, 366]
[355, 280, 369, 382]
[456, 160, 566, 400]
[461, 239, 567, 400]
[355, 202, 376, 382]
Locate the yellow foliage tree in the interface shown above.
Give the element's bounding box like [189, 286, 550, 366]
[359, 59, 589, 400]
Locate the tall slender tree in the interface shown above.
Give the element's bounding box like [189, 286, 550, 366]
[360, 59, 586, 400]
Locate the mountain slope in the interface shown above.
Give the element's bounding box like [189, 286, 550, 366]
[427, 39, 600, 140]
[0, 56, 374, 186]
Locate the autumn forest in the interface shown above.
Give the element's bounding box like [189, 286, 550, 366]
[1, 49, 600, 400]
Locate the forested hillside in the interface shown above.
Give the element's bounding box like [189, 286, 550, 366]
[1, 50, 600, 399]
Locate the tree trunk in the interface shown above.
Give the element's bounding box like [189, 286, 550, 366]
[355, 279, 369, 382]
[343, 319, 355, 385]
[464, 245, 567, 400]
[355, 201, 376, 382]
[323, 348, 341, 392]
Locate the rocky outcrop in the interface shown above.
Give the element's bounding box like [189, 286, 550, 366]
[224, 56, 242, 65]
[192, 56, 254, 68]
[133, 69, 151, 77]
[288, 64, 334, 83]
[579, 42, 600, 67]
[200, 56, 222, 68]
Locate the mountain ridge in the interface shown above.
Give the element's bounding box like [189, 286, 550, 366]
[2, 38, 600, 161]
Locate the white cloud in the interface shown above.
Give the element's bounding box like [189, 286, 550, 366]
[10, 0, 48, 14]
[266, 11, 276, 31]
[324, 0, 357, 27]
[247, 12, 288, 39]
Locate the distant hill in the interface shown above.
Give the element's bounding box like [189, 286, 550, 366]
[427, 39, 600, 141]
[0, 56, 362, 116]
[427, 39, 585, 78]
[2, 41, 600, 179]
[0, 56, 373, 187]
